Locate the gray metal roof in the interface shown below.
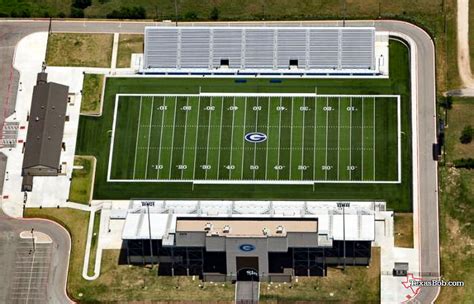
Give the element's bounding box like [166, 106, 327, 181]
[22, 74, 68, 172]
[144, 26, 375, 71]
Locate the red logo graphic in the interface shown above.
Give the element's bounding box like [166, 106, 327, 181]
[401, 273, 423, 302]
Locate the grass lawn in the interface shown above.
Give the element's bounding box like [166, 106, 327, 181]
[394, 213, 414, 248]
[68, 156, 95, 205]
[117, 34, 143, 68]
[46, 33, 113, 68]
[470, 0, 474, 74]
[260, 248, 380, 302]
[81, 74, 104, 115]
[87, 211, 101, 277]
[445, 98, 474, 162]
[76, 40, 413, 212]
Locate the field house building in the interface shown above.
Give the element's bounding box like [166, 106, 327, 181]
[121, 200, 381, 282]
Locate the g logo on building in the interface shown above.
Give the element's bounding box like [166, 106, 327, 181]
[245, 132, 267, 143]
[239, 244, 256, 252]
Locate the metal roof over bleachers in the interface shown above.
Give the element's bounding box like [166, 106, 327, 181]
[143, 26, 376, 74]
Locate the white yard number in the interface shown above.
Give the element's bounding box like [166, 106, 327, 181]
[323, 106, 333, 111]
[253, 106, 262, 111]
[182, 105, 192, 111]
[298, 165, 308, 171]
[205, 105, 215, 111]
[226, 165, 235, 170]
[274, 165, 284, 170]
[153, 164, 163, 170]
[346, 106, 356, 111]
[158, 105, 167, 111]
[347, 165, 357, 171]
[250, 165, 259, 170]
[201, 164, 211, 170]
[300, 106, 309, 111]
[276, 106, 286, 111]
[177, 164, 187, 170]
[228, 105, 239, 111]
[322, 165, 332, 170]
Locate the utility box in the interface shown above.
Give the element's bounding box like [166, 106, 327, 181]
[393, 262, 409, 277]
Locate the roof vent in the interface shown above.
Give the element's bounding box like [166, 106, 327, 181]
[223, 225, 230, 233]
[35, 117, 39, 121]
[211, 231, 219, 236]
[276, 225, 284, 233]
[262, 228, 269, 235]
[204, 222, 212, 231]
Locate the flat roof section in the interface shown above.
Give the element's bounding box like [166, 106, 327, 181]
[176, 218, 318, 237]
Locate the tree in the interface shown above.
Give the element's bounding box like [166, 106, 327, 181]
[210, 7, 219, 20]
[72, 0, 92, 10]
[460, 125, 473, 144]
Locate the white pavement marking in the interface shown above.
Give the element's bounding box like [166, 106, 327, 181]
[216, 97, 224, 180]
[301, 97, 306, 180]
[132, 96, 143, 179]
[144, 97, 154, 179]
[324, 97, 329, 181]
[205, 98, 214, 180]
[168, 96, 178, 180]
[228, 97, 236, 180]
[277, 97, 283, 180]
[265, 98, 271, 180]
[192, 96, 201, 181]
[240, 97, 248, 180]
[180, 97, 189, 180]
[156, 98, 166, 179]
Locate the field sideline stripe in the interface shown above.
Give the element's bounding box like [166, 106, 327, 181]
[156, 98, 166, 179]
[144, 97, 155, 179]
[240, 97, 248, 180]
[192, 96, 201, 181]
[228, 97, 236, 179]
[180, 97, 189, 180]
[168, 97, 178, 180]
[132, 96, 143, 180]
[205, 98, 213, 180]
[265, 97, 271, 180]
[216, 97, 224, 180]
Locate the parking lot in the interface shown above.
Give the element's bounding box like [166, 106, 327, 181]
[7, 237, 52, 304]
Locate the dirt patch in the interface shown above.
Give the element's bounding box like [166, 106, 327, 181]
[394, 213, 414, 248]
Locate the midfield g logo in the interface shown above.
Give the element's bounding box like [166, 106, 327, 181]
[239, 244, 256, 252]
[245, 132, 267, 143]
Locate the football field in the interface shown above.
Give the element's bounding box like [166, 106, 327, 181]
[108, 93, 400, 184]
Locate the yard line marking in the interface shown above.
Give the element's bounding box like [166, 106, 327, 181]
[289, 97, 294, 179]
[216, 97, 224, 179]
[168, 96, 178, 180]
[180, 97, 190, 180]
[361, 97, 365, 180]
[277, 97, 283, 180]
[373, 97, 376, 180]
[205, 98, 214, 180]
[265, 97, 271, 180]
[240, 97, 248, 180]
[313, 97, 318, 181]
[192, 96, 201, 181]
[301, 97, 306, 180]
[349, 97, 353, 181]
[252, 97, 259, 180]
[228, 97, 236, 179]
[337, 97, 341, 180]
[156, 98, 166, 179]
[132, 96, 143, 180]
[144, 97, 154, 179]
[325, 97, 329, 181]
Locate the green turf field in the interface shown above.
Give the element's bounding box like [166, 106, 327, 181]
[75, 40, 412, 211]
[109, 94, 399, 183]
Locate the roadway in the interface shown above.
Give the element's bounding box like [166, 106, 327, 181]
[0, 19, 439, 303]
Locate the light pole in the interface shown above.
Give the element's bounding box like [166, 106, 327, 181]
[342, 205, 346, 271]
[31, 228, 36, 253]
[174, 0, 179, 27]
